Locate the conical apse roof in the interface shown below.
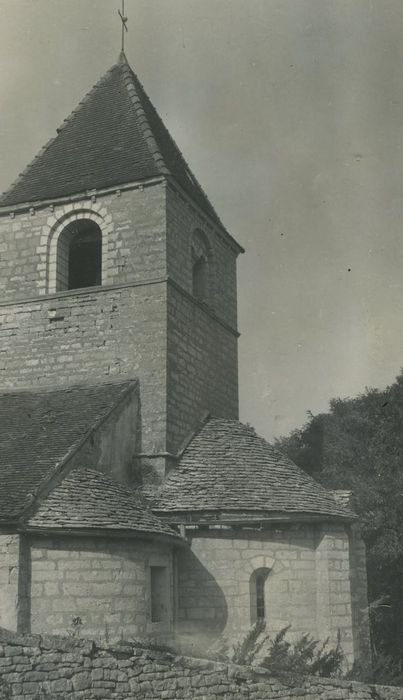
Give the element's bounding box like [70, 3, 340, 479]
[153, 417, 355, 522]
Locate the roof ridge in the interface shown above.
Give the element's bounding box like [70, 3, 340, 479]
[119, 60, 169, 175]
[176, 411, 212, 458]
[0, 63, 119, 207]
[163, 134, 224, 229]
[124, 64, 225, 229]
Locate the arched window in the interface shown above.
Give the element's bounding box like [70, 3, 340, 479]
[191, 230, 210, 303]
[250, 567, 271, 624]
[56, 219, 102, 291]
[192, 254, 208, 301]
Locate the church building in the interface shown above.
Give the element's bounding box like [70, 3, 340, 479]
[0, 51, 370, 664]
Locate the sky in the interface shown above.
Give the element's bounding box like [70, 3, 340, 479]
[1, 0, 403, 442]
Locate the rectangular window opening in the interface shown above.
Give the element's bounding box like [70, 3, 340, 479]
[150, 566, 169, 623]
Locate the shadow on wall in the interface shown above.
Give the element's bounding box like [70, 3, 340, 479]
[176, 546, 228, 654]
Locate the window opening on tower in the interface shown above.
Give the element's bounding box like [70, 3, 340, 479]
[56, 219, 102, 291]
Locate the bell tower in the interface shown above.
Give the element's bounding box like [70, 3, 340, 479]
[0, 53, 243, 470]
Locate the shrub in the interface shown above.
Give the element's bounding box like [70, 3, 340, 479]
[232, 619, 267, 665]
[214, 623, 345, 680]
[260, 626, 344, 680]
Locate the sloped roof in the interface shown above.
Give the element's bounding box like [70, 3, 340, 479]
[0, 53, 223, 229]
[153, 418, 354, 521]
[27, 468, 180, 540]
[0, 380, 136, 523]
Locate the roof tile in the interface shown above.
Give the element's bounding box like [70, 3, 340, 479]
[153, 417, 354, 521]
[0, 53, 223, 228]
[0, 380, 136, 522]
[28, 468, 180, 540]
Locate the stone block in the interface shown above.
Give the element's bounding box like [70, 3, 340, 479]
[72, 671, 91, 690]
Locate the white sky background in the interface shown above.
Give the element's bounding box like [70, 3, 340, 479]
[1, 0, 403, 441]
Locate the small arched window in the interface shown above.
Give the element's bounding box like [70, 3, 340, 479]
[191, 230, 210, 303]
[192, 255, 208, 301]
[250, 567, 271, 624]
[56, 219, 102, 291]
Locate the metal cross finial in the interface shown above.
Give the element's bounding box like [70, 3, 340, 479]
[118, 0, 128, 53]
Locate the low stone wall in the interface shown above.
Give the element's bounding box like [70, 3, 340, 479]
[0, 627, 402, 700]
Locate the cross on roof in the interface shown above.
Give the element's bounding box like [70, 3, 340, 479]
[118, 0, 128, 52]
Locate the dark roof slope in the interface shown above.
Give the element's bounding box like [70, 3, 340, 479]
[154, 418, 354, 521]
[0, 380, 136, 523]
[0, 53, 223, 229]
[27, 469, 180, 540]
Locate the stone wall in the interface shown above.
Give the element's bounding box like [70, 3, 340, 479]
[0, 185, 167, 301]
[349, 524, 372, 661]
[166, 282, 239, 452]
[65, 383, 140, 486]
[0, 277, 239, 458]
[177, 526, 318, 650]
[166, 183, 239, 329]
[315, 526, 354, 661]
[0, 284, 167, 454]
[176, 524, 365, 664]
[28, 535, 174, 644]
[0, 180, 241, 458]
[1, 627, 403, 700]
[0, 535, 20, 631]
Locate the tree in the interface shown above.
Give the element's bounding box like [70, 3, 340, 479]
[274, 370, 403, 662]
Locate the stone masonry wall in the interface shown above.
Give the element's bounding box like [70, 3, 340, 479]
[349, 524, 372, 661]
[164, 183, 240, 450]
[0, 180, 241, 458]
[28, 535, 174, 644]
[0, 185, 167, 301]
[166, 183, 239, 330]
[177, 524, 357, 664]
[315, 526, 357, 664]
[0, 284, 166, 454]
[0, 535, 20, 631]
[1, 628, 403, 700]
[177, 526, 317, 650]
[166, 283, 239, 452]
[65, 384, 140, 486]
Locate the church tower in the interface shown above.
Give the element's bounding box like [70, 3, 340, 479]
[0, 53, 243, 472]
[0, 47, 371, 666]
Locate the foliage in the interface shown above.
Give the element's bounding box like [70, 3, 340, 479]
[258, 626, 344, 680]
[231, 619, 267, 665]
[259, 627, 344, 680]
[274, 369, 403, 661]
[347, 653, 403, 687]
[70, 615, 83, 638]
[211, 623, 344, 680]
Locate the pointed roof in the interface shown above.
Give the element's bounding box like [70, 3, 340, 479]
[0, 53, 222, 228]
[153, 417, 355, 522]
[27, 468, 180, 541]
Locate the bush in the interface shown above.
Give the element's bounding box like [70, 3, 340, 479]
[260, 626, 344, 681]
[216, 623, 345, 681]
[232, 619, 267, 665]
